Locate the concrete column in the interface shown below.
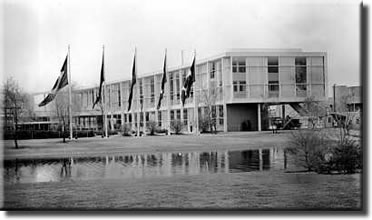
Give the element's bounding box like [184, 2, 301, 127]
[110, 114, 114, 131]
[257, 103, 262, 131]
[282, 104, 286, 121]
[121, 113, 124, 131]
[143, 111, 146, 136]
[223, 104, 228, 132]
[187, 109, 191, 133]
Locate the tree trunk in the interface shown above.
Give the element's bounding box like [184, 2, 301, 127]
[14, 107, 19, 149]
[62, 123, 66, 143]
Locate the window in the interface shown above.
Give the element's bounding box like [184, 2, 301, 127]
[170, 74, 174, 101]
[170, 110, 174, 120]
[218, 105, 224, 125]
[182, 70, 187, 81]
[212, 106, 216, 119]
[210, 62, 216, 79]
[239, 81, 246, 92]
[150, 78, 155, 103]
[158, 111, 162, 127]
[140, 112, 143, 126]
[139, 80, 143, 105]
[238, 61, 246, 72]
[183, 109, 188, 125]
[268, 57, 279, 73]
[232, 58, 246, 73]
[295, 57, 307, 65]
[117, 84, 121, 107]
[175, 74, 180, 100]
[295, 57, 307, 83]
[146, 112, 150, 122]
[233, 81, 238, 92]
[268, 57, 279, 95]
[295, 57, 307, 96]
[233, 81, 246, 92]
[176, 109, 181, 120]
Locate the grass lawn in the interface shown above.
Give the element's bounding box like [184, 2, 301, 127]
[3, 170, 361, 210]
[3, 131, 292, 159]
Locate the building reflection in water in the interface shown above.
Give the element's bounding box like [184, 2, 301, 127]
[4, 147, 290, 184]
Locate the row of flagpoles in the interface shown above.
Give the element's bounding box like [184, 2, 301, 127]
[38, 46, 197, 139]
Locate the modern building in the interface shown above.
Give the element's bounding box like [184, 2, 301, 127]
[33, 48, 328, 133]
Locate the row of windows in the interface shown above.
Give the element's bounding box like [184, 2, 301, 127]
[232, 56, 314, 73]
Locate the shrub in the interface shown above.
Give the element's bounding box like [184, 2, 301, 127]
[286, 129, 328, 172]
[146, 120, 157, 135]
[155, 128, 168, 134]
[198, 117, 210, 133]
[332, 138, 362, 174]
[121, 124, 132, 136]
[287, 129, 362, 174]
[170, 120, 183, 134]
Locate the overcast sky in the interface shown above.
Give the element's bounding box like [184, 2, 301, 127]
[2, 0, 360, 95]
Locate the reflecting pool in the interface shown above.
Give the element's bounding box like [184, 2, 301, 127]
[4, 147, 292, 184]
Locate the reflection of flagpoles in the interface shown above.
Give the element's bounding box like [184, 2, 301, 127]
[68, 45, 73, 139]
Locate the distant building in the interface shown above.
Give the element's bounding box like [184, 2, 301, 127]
[325, 85, 362, 129]
[32, 48, 328, 133]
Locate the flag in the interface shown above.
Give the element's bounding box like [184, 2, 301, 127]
[39, 55, 68, 107]
[127, 51, 137, 111]
[156, 51, 167, 110]
[181, 55, 195, 106]
[93, 50, 105, 109]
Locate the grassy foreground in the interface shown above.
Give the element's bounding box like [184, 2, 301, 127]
[3, 131, 292, 159]
[3, 170, 361, 210]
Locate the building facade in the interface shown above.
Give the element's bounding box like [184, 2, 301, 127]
[33, 49, 328, 133]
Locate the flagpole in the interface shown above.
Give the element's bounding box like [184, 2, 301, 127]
[194, 50, 199, 135]
[103, 45, 108, 138]
[165, 49, 171, 135]
[135, 47, 140, 137]
[68, 45, 73, 139]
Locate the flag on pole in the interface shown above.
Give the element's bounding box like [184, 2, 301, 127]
[39, 55, 68, 107]
[127, 50, 137, 111]
[157, 50, 167, 110]
[181, 55, 195, 106]
[93, 50, 105, 109]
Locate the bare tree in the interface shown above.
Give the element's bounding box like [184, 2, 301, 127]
[199, 86, 218, 133]
[333, 93, 357, 145]
[53, 85, 81, 142]
[302, 96, 327, 129]
[3, 78, 29, 148]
